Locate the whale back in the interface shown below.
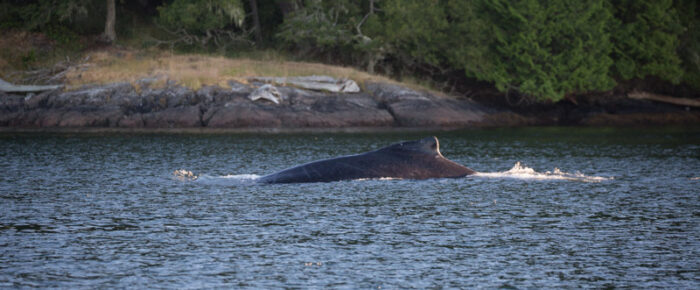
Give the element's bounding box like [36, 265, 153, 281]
[259, 136, 475, 183]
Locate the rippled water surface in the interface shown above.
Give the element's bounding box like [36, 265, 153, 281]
[1, 128, 699, 288]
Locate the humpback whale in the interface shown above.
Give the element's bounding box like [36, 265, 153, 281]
[259, 136, 476, 184]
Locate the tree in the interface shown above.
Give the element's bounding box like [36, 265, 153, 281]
[276, 0, 358, 55]
[609, 0, 683, 83]
[381, 0, 448, 70]
[1, 0, 91, 31]
[103, 0, 116, 43]
[156, 0, 247, 48]
[675, 0, 700, 89]
[248, 0, 263, 45]
[461, 0, 615, 101]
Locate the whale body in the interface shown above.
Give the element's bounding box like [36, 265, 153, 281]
[259, 136, 476, 184]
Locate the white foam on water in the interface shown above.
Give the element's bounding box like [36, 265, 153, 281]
[196, 174, 262, 186]
[172, 169, 198, 181]
[475, 162, 613, 183]
[354, 177, 402, 181]
[173, 169, 261, 185]
[215, 174, 262, 180]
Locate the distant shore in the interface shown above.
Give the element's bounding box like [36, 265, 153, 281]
[1, 77, 699, 131]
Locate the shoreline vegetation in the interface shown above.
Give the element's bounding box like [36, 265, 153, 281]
[1, 63, 698, 131]
[1, 0, 698, 131]
[1, 47, 699, 131]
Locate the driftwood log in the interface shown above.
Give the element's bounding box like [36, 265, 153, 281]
[0, 78, 63, 93]
[249, 75, 360, 93]
[628, 91, 700, 108]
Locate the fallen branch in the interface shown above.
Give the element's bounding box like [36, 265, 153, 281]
[6, 56, 91, 86]
[0, 77, 63, 93]
[628, 91, 700, 108]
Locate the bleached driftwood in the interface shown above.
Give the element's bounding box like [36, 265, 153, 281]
[628, 91, 700, 108]
[247, 84, 281, 104]
[0, 78, 63, 93]
[250, 75, 360, 93]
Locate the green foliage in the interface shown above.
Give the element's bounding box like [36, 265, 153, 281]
[157, 0, 245, 34]
[276, 0, 360, 54]
[610, 0, 683, 83]
[21, 49, 37, 68]
[45, 25, 81, 46]
[0, 0, 93, 31]
[444, 0, 494, 79]
[276, 0, 620, 101]
[0, 0, 697, 102]
[473, 0, 615, 101]
[675, 0, 700, 89]
[156, 0, 247, 49]
[381, 0, 448, 66]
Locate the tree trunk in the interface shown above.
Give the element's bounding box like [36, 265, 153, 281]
[277, 0, 299, 17]
[248, 0, 263, 45]
[103, 0, 116, 43]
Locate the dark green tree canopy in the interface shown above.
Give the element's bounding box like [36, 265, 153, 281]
[1, 0, 697, 101]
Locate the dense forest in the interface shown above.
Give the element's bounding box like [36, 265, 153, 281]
[1, 0, 698, 103]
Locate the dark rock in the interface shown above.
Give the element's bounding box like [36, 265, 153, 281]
[36, 109, 66, 127]
[4, 77, 693, 130]
[9, 110, 42, 127]
[481, 112, 539, 126]
[365, 82, 431, 103]
[137, 85, 192, 109]
[24, 90, 53, 109]
[207, 102, 281, 128]
[142, 106, 202, 128]
[581, 112, 700, 126]
[118, 114, 144, 128]
[194, 85, 220, 105]
[277, 109, 393, 127]
[365, 81, 509, 127]
[47, 82, 134, 109]
[280, 94, 393, 127]
[0, 94, 24, 112]
[0, 110, 22, 126]
[228, 80, 254, 94]
[58, 108, 122, 127]
[384, 99, 484, 127]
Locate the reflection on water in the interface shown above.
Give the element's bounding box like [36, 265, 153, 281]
[0, 128, 699, 288]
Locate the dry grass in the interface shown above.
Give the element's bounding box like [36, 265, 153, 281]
[64, 49, 410, 92]
[0, 30, 57, 78]
[0, 31, 443, 95]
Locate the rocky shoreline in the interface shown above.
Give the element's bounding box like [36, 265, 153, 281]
[1, 78, 698, 131]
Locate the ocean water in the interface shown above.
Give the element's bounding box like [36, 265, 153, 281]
[1, 128, 698, 288]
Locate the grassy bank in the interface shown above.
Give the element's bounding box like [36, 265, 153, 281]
[64, 49, 402, 90]
[0, 30, 439, 95]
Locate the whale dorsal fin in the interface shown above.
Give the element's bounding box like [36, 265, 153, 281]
[384, 136, 442, 156]
[419, 136, 441, 156]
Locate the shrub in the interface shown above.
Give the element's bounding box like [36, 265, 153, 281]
[609, 0, 683, 83]
[466, 0, 615, 101]
[156, 0, 247, 48]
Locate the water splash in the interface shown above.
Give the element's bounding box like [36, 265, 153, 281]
[173, 169, 198, 181]
[355, 177, 401, 181]
[173, 169, 261, 185]
[213, 174, 262, 180]
[195, 174, 262, 186]
[475, 162, 613, 183]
